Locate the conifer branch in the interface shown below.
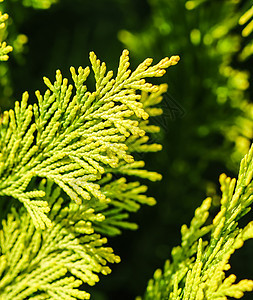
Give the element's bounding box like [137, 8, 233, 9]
[0, 179, 120, 300]
[0, 48, 179, 299]
[141, 144, 253, 299]
[0, 50, 179, 230]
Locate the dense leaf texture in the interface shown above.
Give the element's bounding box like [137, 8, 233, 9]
[0, 49, 179, 299]
[141, 145, 253, 299]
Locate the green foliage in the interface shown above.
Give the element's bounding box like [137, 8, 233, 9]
[0, 49, 179, 230]
[0, 0, 57, 109]
[22, 0, 58, 9]
[239, 4, 253, 37]
[0, 20, 179, 295]
[119, 0, 253, 176]
[117, 2, 253, 295]
[0, 179, 120, 300]
[140, 144, 253, 299]
[0, 0, 12, 61]
[1, 1, 253, 299]
[0, 0, 29, 109]
[239, 4, 253, 61]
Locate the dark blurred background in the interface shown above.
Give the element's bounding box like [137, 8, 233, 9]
[1, 0, 253, 299]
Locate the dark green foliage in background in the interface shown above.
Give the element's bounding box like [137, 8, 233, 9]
[1, 0, 253, 299]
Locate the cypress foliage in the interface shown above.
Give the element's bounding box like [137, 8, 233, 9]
[1, 1, 253, 299]
[140, 145, 253, 299]
[0, 2, 181, 298]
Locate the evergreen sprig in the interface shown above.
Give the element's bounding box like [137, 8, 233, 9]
[0, 49, 179, 299]
[0, 0, 12, 61]
[141, 144, 253, 299]
[0, 49, 179, 231]
[0, 179, 120, 300]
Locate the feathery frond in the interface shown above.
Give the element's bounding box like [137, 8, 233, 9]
[142, 144, 253, 299]
[0, 179, 120, 300]
[0, 50, 179, 230]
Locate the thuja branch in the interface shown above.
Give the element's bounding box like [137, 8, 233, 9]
[0, 49, 179, 299]
[0, 50, 179, 229]
[141, 144, 253, 300]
